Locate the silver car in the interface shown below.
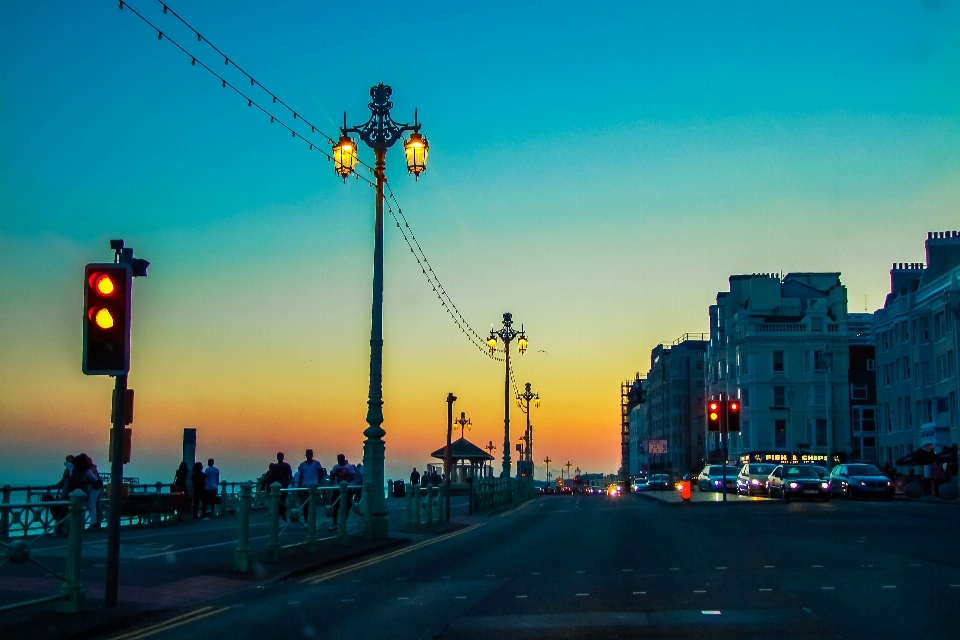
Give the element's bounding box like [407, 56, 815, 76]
[737, 463, 778, 496]
[697, 465, 738, 492]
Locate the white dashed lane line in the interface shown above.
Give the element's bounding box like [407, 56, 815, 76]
[694, 590, 706, 593]
[516, 595, 527, 599]
[822, 587, 835, 590]
[455, 596, 467, 599]
[633, 591, 646, 595]
[882, 585, 896, 589]
[759, 588, 772, 592]
[576, 593, 589, 597]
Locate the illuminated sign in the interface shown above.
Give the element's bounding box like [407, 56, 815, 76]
[742, 451, 841, 465]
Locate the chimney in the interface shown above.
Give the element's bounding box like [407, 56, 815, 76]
[923, 231, 960, 284]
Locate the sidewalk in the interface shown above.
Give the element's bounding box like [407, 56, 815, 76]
[632, 489, 782, 506]
[0, 495, 471, 639]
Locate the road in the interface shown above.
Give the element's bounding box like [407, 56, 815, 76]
[91, 494, 960, 640]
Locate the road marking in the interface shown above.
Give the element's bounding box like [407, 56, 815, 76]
[531, 572, 540, 575]
[702, 610, 721, 615]
[135, 535, 274, 559]
[694, 590, 706, 593]
[759, 588, 772, 592]
[104, 606, 230, 640]
[822, 587, 835, 590]
[398, 597, 409, 601]
[716, 566, 727, 570]
[764, 565, 775, 569]
[633, 591, 646, 595]
[442, 576, 451, 579]
[301, 522, 485, 585]
[516, 595, 527, 599]
[287, 601, 299, 605]
[622, 569, 633, 572]
[950, 585, 960, 588]
[396, 577, 406, 581]
[882, 585, 896, 589]
[669, 567, 680, 571]
[351, 579, 362, 583]
[576, 570, 585, 574]
[576, 593, 589, 597]
[911, 563, 922, 567]
[812, 565, 823, 568]
[486, 574, 496, 577]
[341, 599, 353, 602]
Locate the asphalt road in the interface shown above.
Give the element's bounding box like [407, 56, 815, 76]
[91, 494, 960, 640]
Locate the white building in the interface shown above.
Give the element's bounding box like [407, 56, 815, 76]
[705, 273, 851, 464]
[872, 232, 960, 465]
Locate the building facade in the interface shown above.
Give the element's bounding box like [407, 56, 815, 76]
[705, 273, 852, 464]
[847, 312, 877, 462]
[627, 376, 647, 477]
[872, 232, 960, 465]
[635, 334, 708, 474]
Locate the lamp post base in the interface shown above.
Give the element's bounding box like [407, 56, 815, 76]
[363, 433, 389, 539]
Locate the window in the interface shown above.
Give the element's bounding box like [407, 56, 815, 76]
[816, 419, 827, 447]
[894, 357, 901, 383]
[773, 351, 785, 373]
[807, 384, 826, 405]
[897, 397, 903, 430]
[882, 331, 890, 351]
[902, 320, 909, 342]
[923, 361, 931, 386]
[905, 399, 912, 427]
[883, 364, 891, 386]
[915, 363, 921, 388]
[850, 384, 868, 400]
[894, 323, 901, 345]
[740, 353, 750, 375]
[741, 387, 751, 408]
[884, 403, 891, 433]
[921, 317, 930, 343]
[936, 355, 947, 382]
[775, 420, 786, 448]
[948, 351, 955, 379]
[935, 312, 946, 342]
[866, 359, 875, 371]
[774, 386, 786, 407]
[811, 317, 823, 332]
[904, 356, 911, 379]
[951, 392, 957, 428]
[813, 351, 828, 372]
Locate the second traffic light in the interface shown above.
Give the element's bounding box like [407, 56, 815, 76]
[83, 263, 132, 375]
[727, 400, 741, 432]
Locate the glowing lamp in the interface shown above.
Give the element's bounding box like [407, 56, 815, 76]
[487, 333, 498, 354]
[517, 332, 528, 354]
[90, 307, 115, 330]
[333, 134, 358, 179]
[403, 131, 429, 179]
[91, 273, 116, 296]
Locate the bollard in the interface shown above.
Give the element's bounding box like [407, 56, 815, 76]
[60, 490, 86, 613]
[266, 482, 281, 561]
[1, 484, 10, 539]
[307, 484, 320, 552]
[405, 483, 414, 530]
[233, 482, 252, 572]
[337, 481, 350, 545]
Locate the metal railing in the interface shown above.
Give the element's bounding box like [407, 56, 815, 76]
[403, 484, 446, 532]
[0, 490, 86, 613]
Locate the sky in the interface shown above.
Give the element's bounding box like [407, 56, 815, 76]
[2, 1, 959, 486]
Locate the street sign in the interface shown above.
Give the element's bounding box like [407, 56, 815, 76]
[648, 439, 668, 454]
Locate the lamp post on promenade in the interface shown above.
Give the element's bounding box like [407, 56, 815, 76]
[564, 461, 573, 480]
[454, 412, 472, 439]
[516, 382, 541, 470]
[487, 313, 528, 479]
[485, 441, 497, 477]
[331, 83, 428, 538]
[544, 456, 553, 486]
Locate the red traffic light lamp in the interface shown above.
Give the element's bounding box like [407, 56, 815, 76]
[707, 401, 721, 432]
[727, 400, 741, 432]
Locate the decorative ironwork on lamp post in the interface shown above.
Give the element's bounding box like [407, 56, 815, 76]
[487, 313, 528, 480]
[454, 412, 472, 439]
[516, 382, 540, 470]
[331, 83, 428, 539]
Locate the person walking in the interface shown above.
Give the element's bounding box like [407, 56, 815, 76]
[190, 461, 206, 520]
[84, 457, 103, 529]
[173, 462, 190, 522]
[329, 454, 356, 530]
[202, 458, 220, 519]
[410, 467, 420, 486]
[262, 453, 293, 521]
[297, 449, 326, 521]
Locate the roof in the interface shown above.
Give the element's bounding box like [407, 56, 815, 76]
[430, 437, 495, 461]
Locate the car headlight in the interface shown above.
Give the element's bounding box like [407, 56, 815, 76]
[714, 480, 721, 486]
[821, 482, 830, 489]
[751, 479, 760, 485]
[789, 482, 799, 490]
[886, 481, 892, 487]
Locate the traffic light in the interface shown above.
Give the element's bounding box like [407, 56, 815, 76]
[707, 400, 721, 432]
[727, 400, 741, 432]
[83, 263, 132, 375]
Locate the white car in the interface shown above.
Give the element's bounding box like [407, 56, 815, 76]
[631, 479, 649, 492]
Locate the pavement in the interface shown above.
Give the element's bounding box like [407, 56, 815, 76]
[0, 495, 471, 639]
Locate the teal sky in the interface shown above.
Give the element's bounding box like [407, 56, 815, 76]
[2, 1, 959, 485]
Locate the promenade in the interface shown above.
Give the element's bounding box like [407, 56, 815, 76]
[0, 494, 472, 639]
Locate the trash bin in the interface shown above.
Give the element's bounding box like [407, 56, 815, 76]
[392, 480, 405, 498]
[680, 473, 692, 501]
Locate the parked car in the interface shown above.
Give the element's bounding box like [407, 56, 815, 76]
[737, 463, 778, 496]
[697, 465, 738, 493]
[829, 464, 894, 500]
[631, 478, 649, 492]
[647, 474, 673, 491]
[767, 465, 831, 501]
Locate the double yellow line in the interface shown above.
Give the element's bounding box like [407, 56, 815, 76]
[104, 605, 230, 640]
[300, 522, 486, 586]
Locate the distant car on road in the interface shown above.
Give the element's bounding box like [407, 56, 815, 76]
[829, 464, 894, 500]
[737, 463, 777, 496]
[697, 465, 738, 493]
[631, 478, 649, 492]
[647, 474, 672, 491]
[767, 465, 831, 501]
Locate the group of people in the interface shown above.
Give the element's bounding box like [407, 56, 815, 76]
[54, 453, 103, 529]
[259, 449, 361, 529]
[172, 458, 220, 521]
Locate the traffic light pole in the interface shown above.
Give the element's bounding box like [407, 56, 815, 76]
[105, 373, 127, 607]
[722, 400, 728, 503]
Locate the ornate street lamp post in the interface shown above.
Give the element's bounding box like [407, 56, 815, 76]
[516, 382, 541, 469]
[487, 313, 528, 480]
[454, 412, 472, 439]
[332, 83, 428, 539]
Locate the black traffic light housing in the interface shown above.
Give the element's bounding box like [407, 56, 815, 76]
[707, 400, 721, 432]
[83, 263, 132, 375]
[727, 400, 741, 432]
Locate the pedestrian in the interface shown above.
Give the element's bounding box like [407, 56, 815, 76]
[84, 457, 103, 529]
[56, 455, 75, 500]
[173, 462, 190, 522]
[190, 461, 206, 520]
[930, 456, 945, 496]
[882, 462, 896, 482]
[262, 453, 293, 521]
[410, 467, 420, 486]
[297, 449, 326, 521]
[202, 458, 220, 519]
[329, 454, 356, 530]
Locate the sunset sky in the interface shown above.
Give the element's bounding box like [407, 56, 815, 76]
[2, 1, 959, 486]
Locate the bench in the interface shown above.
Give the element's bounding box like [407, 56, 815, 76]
[120, 492, 187, 525]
